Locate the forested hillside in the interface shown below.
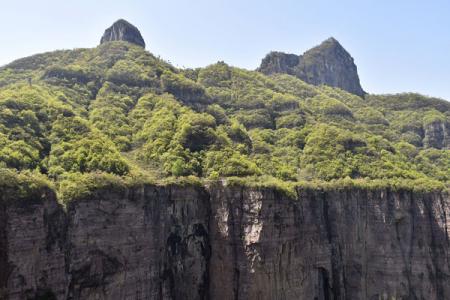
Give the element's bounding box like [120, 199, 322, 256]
[0, 39, 449, 197]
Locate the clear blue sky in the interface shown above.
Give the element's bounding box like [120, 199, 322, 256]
[1, 0, 449, 100]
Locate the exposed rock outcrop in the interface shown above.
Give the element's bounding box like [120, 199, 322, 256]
[423, 120, 450, 149]
[209, 187, 450, 299]
[257, 52, 299, 75]
[258, 38, 365, 97]
[1, 183, 450, 299]
[100, 19, 146, 48]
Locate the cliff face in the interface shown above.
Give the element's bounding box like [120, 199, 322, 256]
[208, 186, 450, 299]
[1, 184, 449, 299]
[258, 38, 365, 97]
[0, 188, 67, 299]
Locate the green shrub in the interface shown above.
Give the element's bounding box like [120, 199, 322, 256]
[0, 168, 53, 202]
[48, 132, 129, 177]
[203, 149, 261, 177]
[269, 93, 299, 112]
[161, 71, 209, 104]
[58, 172, 127, 204]
[174, 113, 217, 152]
[355, 107, 389, 125]
[205, 104, 230, 125]
[197, 62, 232, 88]
[275, 113, 306, 129]
[0, 139, 40, 170]
[423, 110, 446, 126]
[106, 60, 152, 86]
[306, 94, 353, 118]
[43, 65, 95, 84]
[233, 109, 274, 129]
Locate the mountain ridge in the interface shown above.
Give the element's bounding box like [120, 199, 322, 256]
[0, 19, 448, 189]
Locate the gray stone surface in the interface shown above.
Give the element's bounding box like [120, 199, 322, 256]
[100, 19, 145, 48]
[0, 189, 67, 299]
[258, 38, 365, 97]
[1, 184, 450, 299]
[423, 120, 450, 149]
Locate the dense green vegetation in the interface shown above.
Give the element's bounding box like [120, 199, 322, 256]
[0, 41, 449, 198]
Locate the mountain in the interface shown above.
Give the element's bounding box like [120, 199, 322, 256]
[258, 37, 365, 97]
[0, 20, 448, 184]
[0, 19, 449, 300]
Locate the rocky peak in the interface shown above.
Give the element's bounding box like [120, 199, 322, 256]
[322, 36, 340, 46]
[258, 51, 299, 76]
[100, 19, 146, 48]
[258, 37, 365, 97]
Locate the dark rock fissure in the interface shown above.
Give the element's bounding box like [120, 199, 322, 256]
[321, 192, 344, 300]
[393, 191, 414, 299]
[0, 202, 10, 299]
[438, 194, 449, 244]
[363, 192, 369, 300]
[423, 193, 446, 300]
[317, 267, 331, 300]
[231, 188, 243, 300]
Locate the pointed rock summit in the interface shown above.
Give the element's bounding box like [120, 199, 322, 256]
[258, 37, 365, 97]
[100, 19, 145, 48]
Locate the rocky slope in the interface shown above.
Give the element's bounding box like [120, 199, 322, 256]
[424, 119, 450, 149]
[1, 183, 449, 299]
[258, 38, 365, 97]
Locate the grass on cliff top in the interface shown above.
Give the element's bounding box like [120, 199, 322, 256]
[0, 168, 54, 203]
[57, 171, 203, 204]
[223, 175, 447, 199]
[1, 168, 446, 204]
[59, 172, 448, 203]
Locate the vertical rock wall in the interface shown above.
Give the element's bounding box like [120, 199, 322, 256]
[1, 189, 67, 299]
[208, 187, 450, 299]
[1, 184, 449, 299]
[65, 185, 210, 300]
